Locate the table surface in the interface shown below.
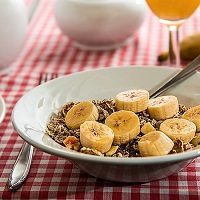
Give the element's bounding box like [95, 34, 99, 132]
[1, 0, 200, 199]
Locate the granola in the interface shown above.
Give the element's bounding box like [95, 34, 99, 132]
[45, 98, 196, 157]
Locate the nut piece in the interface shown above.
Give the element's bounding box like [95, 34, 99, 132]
[80, 147, 104, 156]
[63, 136, 80, 151]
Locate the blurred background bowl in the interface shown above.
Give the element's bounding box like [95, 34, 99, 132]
[0, 0, 27, 74]
[54, 0, 147, 50]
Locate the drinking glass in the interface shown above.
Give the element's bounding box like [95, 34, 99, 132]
[146, 0, 199, 67]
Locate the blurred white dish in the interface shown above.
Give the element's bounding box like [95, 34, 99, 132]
[54, 0, 147, 50]
[0, 0, 27, 74]
[0, 95, 6, 125]
[12, 66, 200, 183]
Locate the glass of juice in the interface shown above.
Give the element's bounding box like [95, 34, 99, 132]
[146, 0, 199, 67]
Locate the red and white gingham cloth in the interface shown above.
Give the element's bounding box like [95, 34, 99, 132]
[0, 0, 200, 199]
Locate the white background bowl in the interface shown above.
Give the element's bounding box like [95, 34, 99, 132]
[12, 66, 200, 183]
[54, 0, 147, 50]
[0, 0, 27, 74]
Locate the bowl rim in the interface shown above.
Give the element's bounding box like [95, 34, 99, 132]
[56, 0, 143, 5]
[0, 95, 6, 125]
[12, 66, 200, 165]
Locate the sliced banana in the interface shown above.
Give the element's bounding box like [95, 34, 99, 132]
[80, 121, 114, 153]
[65, 101, 99, 130]
[182, 105, 200, 132]
[115, 89, 149, 113]
[138, 131, 174, 157]
[105, 110, 140, 145]
[158, 32, 200, 62]
[147, 95, 179, 120]
[141, 122, 156, 134]
[191, 133, 200, 147]
[159, 118, 196, 143]
[105, 145, 119, 156]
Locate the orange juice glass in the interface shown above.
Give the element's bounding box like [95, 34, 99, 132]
[146, 0, 199, 66]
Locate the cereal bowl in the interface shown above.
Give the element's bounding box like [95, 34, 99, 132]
[12, 66, 200, 183]
[54, 0, 147, 50]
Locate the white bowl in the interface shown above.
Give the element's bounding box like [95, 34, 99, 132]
[54, 0, 147, 50]
[0, 95, 6, 125]
[0, 0, 27, 74]
[12, 66, 200, 183]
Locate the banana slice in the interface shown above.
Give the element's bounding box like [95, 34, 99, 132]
[182, 105, 200, 132]
[138, 131, 174, 157]
[115, 89, 149, 113]
[191, 133, 200, 147]
[147, 95, 179, 120]
[80, 121, 114, 153]
[105, 145, 119, 156]
[159, 118, 196, 143]
[158, 32, 200, 62]
[65, 101, 99, 129]
[105, 110, 140, 145]
[141, 122, 156, 134]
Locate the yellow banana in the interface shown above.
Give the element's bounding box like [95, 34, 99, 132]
[115, 89, 149, 113]
[65, 101, 99, 130]
[191, 133, 200, 147]
[105, 110, 140, 145]
[138, 131, 174, 157]
[159, 118, 196, 143]
[105, 145, 119, 156]
[158, 32, 200, 62]
[80, 121, 114, 153]
[141, 122, 156, 134]
[182, 105, 200, 132]
[147, 95, 179, 120]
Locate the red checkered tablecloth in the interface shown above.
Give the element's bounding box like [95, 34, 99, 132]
[0, 0, 200, 199]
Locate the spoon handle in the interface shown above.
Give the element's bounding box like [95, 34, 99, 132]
[150, 55, 200, 98]
[8, 143, 33, 191]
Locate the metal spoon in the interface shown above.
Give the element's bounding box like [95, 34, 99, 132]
[150, 54, 200, 98]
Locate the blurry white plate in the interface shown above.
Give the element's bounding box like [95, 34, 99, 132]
[11, 66, 200, 183]
[0, 95, 6, 125]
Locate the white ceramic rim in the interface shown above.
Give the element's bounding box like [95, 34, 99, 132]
[12, 66, 200, 165]
[0, 95, 6, 125]
[58, 0, 136, 4]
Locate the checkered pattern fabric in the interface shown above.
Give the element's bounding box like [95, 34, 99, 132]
[0, 0, 200, 199]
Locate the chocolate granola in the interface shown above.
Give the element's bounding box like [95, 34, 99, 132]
[45, 99, 194, 157]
